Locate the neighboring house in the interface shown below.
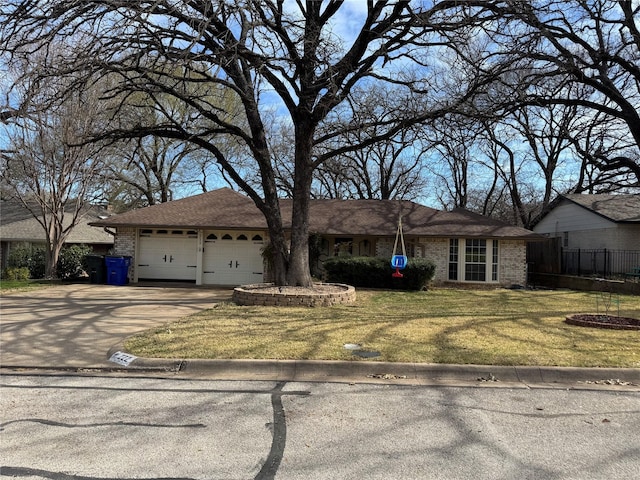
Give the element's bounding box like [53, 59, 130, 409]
[0, 200, 115, 269]
[533, 194, 640, 251]
[91, 188, 540, 287]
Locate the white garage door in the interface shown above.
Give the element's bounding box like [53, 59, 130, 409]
[138, 230, 198, 281]
[203, 231, 264, 285]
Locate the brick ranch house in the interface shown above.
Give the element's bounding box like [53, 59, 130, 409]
[91, 188, 541, 287]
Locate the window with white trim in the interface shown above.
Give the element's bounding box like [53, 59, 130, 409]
[448, 239, 459, 281]
[465, 239, 486, 281]
[492, 241, 499, 281]
[449, 239, 499, 282]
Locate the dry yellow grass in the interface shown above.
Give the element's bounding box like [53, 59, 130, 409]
[125, 288, 640, 367]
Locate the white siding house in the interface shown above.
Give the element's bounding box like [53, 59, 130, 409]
[534, 194, 640, 251]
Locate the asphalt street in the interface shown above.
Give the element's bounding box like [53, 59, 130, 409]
[1, 373, 639, 480]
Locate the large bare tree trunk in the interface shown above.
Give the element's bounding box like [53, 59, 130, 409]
[286, 128, 315, 286]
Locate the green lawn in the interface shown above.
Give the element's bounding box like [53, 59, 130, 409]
[125, 288, 640, 367]
[0, 278, 59, 293]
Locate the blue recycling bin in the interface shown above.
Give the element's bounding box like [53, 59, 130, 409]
[105, 256, 131, 286]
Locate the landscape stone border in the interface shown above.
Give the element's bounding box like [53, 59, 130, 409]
[233, 283, 356, 307]
[565, 314, 640, 331]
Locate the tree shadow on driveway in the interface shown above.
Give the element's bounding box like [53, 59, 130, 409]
[0, 284, 231, 368]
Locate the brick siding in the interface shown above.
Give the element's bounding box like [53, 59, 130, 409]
[498, 239, 527, 286]
[379, 236, 527, 286]
[419, 238, 449, 283]
[113, 227, 136, 281]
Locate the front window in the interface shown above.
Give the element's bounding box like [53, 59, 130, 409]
[449, 239, 459, 281]
[449, 239, 499, 283]
[465, 239, 487, 281]
[492, 241, 499, 281]
[334, 237, 353, 256]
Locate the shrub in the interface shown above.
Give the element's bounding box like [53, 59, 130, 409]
[323, 256, 436, 290]
[1, 267, 31, 281]
[57, 244, 93, 279]
[7, 245, 46, 279]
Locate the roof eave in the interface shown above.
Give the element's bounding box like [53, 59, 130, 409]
[90, 222, 269, 230]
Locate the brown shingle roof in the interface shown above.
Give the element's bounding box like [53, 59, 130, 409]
[90, 188, 267, 229]
[92, 188, 540, 239]
[0, 200, 114, 244]
[563, 194, 640, 223]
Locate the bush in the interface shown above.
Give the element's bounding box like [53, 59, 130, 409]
[57, 244, 93, 280]
[323, 256, 436, 290]
[1, 267, 31, 281]
[7, 245, 46, 279]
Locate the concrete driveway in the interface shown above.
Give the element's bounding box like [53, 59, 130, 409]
[0, 283, 232, 368]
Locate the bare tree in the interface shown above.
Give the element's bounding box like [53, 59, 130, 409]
[106, 136, 208, 208]
[313, 86, 430, 200]
[102, 76, 247, 208]
[480, 101, 586, 227]
[510, 103, 580, 207]
[570, 109, 640, 193]
[0, 72, 109, 277]
[482, 0, 640, 185]
[1, 1, 501, 286]
[479, 119, 542, 227]
[423, 115, 482, 210]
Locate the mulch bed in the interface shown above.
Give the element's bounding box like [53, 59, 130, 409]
[565, 314, 640, 331]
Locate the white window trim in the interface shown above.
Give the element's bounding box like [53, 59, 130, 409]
[449, 238, 499, 283]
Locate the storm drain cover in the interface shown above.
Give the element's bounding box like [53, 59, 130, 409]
[352, 350, 381, 358]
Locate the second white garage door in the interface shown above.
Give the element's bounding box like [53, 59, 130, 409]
[203, 231, 265, 285]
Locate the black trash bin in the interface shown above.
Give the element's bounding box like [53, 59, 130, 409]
[85, 255, 106, 284]
[105, 256, 132, 286]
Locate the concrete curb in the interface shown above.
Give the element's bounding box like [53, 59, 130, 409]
[5, 344, 635, 389]
[5, 353, 639, 389]
[126, 354, 640, 388]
